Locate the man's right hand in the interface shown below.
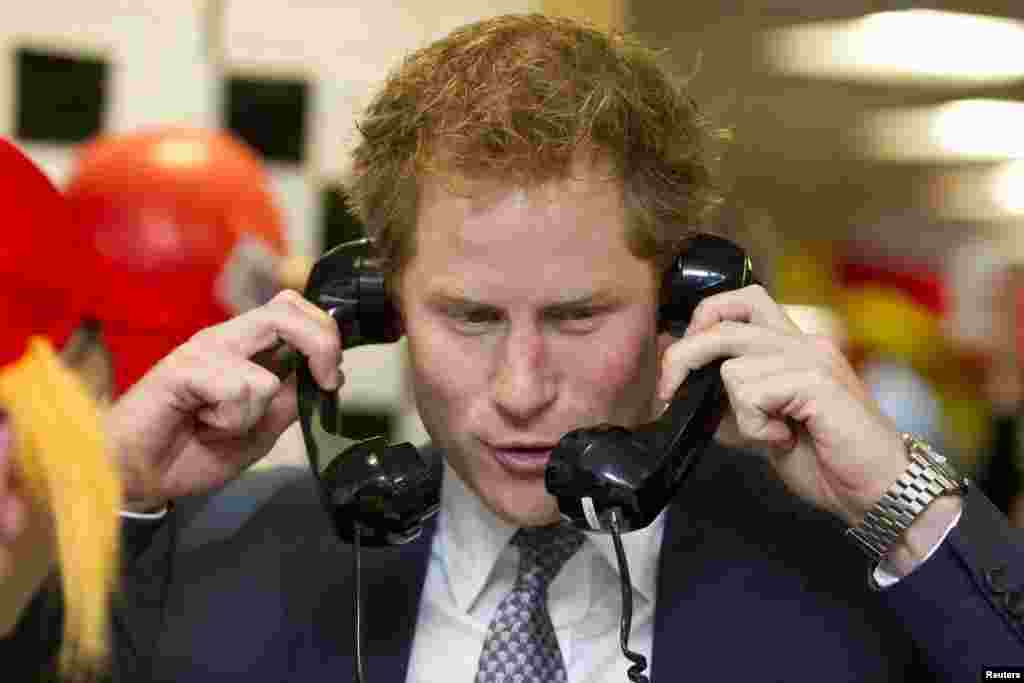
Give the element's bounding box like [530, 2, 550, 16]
[107, 290, 343, 511]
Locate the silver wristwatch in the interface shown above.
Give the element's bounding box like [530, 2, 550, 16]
[847, 433, 968, 561]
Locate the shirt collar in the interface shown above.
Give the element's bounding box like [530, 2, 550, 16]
[436, 462, 663, 611]
[586, 510, 663, 604]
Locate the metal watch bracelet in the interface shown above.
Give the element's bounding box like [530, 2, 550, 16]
[847, 433, 967, 562]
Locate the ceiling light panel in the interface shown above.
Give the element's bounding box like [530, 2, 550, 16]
[762, 10, 1024, 86]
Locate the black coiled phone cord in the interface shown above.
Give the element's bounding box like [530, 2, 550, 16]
[608, 508, 651, 683]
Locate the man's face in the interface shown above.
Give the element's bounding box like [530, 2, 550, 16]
[397, 163, 664, 527]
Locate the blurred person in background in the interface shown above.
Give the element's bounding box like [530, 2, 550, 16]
[0, 136, 340, 678]
[838, 257, 957, 450]
[0, 138, 121, 679]
[975, 264, 1024, 524]
[4, 14, 1024, 681]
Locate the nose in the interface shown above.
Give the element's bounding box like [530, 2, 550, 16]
[491, 321, 556, 423]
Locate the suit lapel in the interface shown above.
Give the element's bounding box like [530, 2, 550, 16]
[362, 514, 438, 683]
[650, 501, 702, 682]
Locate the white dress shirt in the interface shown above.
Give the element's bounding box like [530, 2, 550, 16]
[406, 464, 663, 683]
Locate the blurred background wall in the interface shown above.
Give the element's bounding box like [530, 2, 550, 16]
[3, 0, 1022, 508]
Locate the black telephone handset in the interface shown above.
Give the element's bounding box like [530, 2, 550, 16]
[296, 238, 441, 547]
[545, 234, 754, 533]
[296, 233, 753, 548]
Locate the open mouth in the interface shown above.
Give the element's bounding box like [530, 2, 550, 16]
[488, 445, 555, 477]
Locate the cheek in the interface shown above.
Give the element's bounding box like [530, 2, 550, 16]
[561, 318, 661, 418]
[404, 319, 482, 436]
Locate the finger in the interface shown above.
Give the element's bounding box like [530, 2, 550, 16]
[806, 334, 874, 404]
[194, 290, 342, 392]
[686, 284, 800, 337]
[658, 320, 796, 401]
[719, 364, 863, 451]
[720, 358, 802, 450]
[257, 373, 301, 438]
[194, 373, 301, 452]
[183, 354, 283, 436]
[720, 352, 811, 386]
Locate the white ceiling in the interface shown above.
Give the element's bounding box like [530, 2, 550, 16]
[629, 0, 1024, 268]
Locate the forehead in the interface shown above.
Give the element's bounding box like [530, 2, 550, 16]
[408, 164, 654, 300]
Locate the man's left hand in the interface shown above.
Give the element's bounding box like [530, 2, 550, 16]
[657, 284, 923, 529]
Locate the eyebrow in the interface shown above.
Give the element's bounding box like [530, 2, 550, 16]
[427, 291, 620, 312]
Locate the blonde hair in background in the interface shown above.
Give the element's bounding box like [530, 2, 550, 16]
[0, 337, 121, 678]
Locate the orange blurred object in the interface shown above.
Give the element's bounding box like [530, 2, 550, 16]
[0, 139, 87, 369]
[66, 127, 288, 395]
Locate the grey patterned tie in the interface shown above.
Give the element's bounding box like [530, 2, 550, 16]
[475, 524, 586, 683]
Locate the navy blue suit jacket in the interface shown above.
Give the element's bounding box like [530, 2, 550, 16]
[7, 445, 1024, 681]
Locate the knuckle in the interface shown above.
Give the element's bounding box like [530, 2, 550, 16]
[662, 339, 685, 367]
[315, 331, 342, 359]
[690, 297, 711, 320]
[187, 326, 218, 346]
[252, 368, 280, 397]
[717, 319, 744, 336]
[747, 283, 769, 300]
[236, 378, 253, 402]
[165, 339, 206, 369]
[811, 334, 841, 358]
[273, 288, 306, 310]
[719, 357, 742, 385]
[807, 365, 832, 391]
[733, 382, 757, 410]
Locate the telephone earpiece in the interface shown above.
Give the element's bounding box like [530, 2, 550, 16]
[296, 238, 440, 546]
[296, 233, 754, 545]
[544, 233, 755, 532]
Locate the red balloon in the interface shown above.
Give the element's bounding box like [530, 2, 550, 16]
[66, 127, 288, 395]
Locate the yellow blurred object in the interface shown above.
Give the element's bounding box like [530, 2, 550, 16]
[0, 337, 121, 677]
[839, 285, 946, 369]
[938, 383, 991, 467]
[774, 240, 837, 307]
